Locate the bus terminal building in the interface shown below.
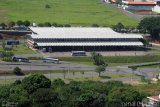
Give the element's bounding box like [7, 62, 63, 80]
[27, 27, 144, 52]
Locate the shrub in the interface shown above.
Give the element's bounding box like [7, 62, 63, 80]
[92, 24, 99, 27]
[37, 23, 44, 27]
[64, 24, 71, 27]
[44, 22, 52, 27]
[13, 67, 24, 76]
[8, 21, 16, 27]
[57, 24, 63, 27]
[52, 23, 58, 27]
[0, 23, 7, 29]
[23, 20, 30, 27]
[16, 20, 24, 26]
[0, 51, 14, 58]
[45, 4, 51, 8]
[2, 57, 12, 62]
[13, 80, 22, 85]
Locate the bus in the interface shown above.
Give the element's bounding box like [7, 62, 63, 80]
[71, 51, 86, 56]
[42, 57, 60, 64]
[12, 56, 29, 62]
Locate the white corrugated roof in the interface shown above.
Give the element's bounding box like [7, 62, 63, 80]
[37, 42, 143, 46]
[30, 27, 143, 39]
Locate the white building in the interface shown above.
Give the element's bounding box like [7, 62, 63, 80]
[28, 27, 144, 52]
[152, 0, 160, 13]
[122, 1, 156, 10]
[145, 95, 160, 107]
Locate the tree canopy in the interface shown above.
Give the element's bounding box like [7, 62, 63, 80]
[138, 17, 160, 39]
[22, 74, 51, 94]
[91, 52, 107, 66]
[0, 74, 148, 107]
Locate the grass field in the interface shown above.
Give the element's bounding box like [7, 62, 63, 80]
[58, 55, 160, 65]
[0, 0, 138, 26]
[0, 45, 34, 54]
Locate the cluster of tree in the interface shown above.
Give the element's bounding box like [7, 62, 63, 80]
[0, 74, 147, 107]
[138, 17, 160, 40]
[37, 22, 71, 27]
[0, 50, 14, 62]
[0, 20, 31, 29]
[0, 42, 14, 61]
[113, 22, 139, 33]
[91, 52, 108, 76]
[45, 4, 51, 8]
[114, 17, 160, 40]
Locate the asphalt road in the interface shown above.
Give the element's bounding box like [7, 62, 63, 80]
[0, 60, 158, 81]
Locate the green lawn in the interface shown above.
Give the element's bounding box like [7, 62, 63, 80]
[0, 45, 34, 54]
[0, 70, 92, 76]
[12, 45, 34, 54]
[58, 55, 160, 65]
[0, 0, 138, 26]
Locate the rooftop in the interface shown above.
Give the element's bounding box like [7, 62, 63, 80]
[147, 95, 160, 102]
[127, 1, 156, 5]
[30, 27, 143, 39]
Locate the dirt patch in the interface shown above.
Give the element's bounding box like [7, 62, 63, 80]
[144, 86, 160, 91]
[135, 11, 159, 15]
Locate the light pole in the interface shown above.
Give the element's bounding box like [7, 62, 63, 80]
[68, 63, 70, 75]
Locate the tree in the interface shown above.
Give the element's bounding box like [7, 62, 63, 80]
[44, 22, 52, 27]
[95, 65, 106, 77]
[76, 91, 106, 107]
[92, 24, 99, 27]
[0, 23, 7, 29]
[64, 24, 71, 27]
[8, 21, 15, 28]
[16, 20, 24, 26]
[9, 85, 30, 107]
[91, 52, 107, 66]
[52, 22, 58, 27]
[37, 23, 44, 27]
[13, 67, 24, 76]
[45, 4, 51, 8]
[107, 87, 146, 107]
[22, 74, 51, 94]
[52, 78, 65, 87]
[138, 17, 160, 39]
[31, 88, 58, 107]
[23, 20, 30, 27]
[114, 22, 124, 29]
[113, 22, 124, 32]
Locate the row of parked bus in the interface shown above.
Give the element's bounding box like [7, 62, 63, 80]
[11, 51, 86, 63]
[12, 56, 60, 64]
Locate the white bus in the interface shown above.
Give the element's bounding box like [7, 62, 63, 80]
[42, 57, 60, 64]
[71, 51, 86, 56]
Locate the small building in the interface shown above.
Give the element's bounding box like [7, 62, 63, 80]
[145, 95, 160, 107]
[122, 1, 156, 10]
